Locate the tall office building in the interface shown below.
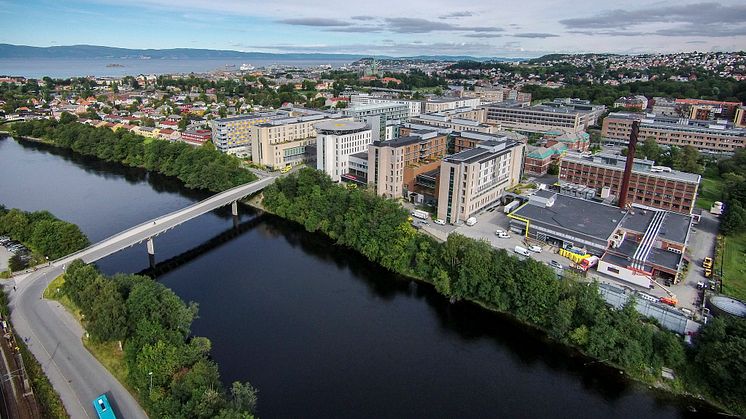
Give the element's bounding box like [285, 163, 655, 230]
[315, 120, 372, 182]
[437, 139, 525, 224]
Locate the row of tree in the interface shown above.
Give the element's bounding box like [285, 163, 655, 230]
[621, 138, 704, 174]
[261, 168, 746, 415]
[0, 206, 89, 260]
[716, 149, 746, 235]
[61, 260, 258, 418]
[11, 115, 257, 192]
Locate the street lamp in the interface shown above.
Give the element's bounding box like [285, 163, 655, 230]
[148, 371, 153, 395]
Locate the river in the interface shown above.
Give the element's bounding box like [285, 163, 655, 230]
[0, 137, 712, 418]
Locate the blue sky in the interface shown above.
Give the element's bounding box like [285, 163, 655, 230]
[2, 0, 745, 56]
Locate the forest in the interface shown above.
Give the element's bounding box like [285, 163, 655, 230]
[262, 168, 746, 415]
[10, 115, 256, 192]
[61, 260, 258, 418]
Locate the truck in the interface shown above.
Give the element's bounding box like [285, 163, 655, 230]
[411, 210, 429, 220]
[504, 200, 520, 214]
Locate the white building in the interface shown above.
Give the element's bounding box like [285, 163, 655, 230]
[350, 94, 423, 117]
[316, 120, 373, 182]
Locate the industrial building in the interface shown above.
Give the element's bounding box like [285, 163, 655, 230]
[559, 152, 701, 214]
[508, 192, 693, 288]
[437, 139, 525, 224]
[602, 112, 746, 153]
[315, 120, 372, 182]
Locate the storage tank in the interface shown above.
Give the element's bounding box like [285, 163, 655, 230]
[708, 295, 746, 318]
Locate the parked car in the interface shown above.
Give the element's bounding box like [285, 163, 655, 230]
[465, 217, 477, 226]
[703, 257, 713, 269]
[434, 219, 446, 225]
[528, 244, 542, 253]
[514, 246, 531, 257]
[496, 231, 510, 239]
[550, 260, 563, 270]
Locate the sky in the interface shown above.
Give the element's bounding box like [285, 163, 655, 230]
[2, 0, 745, 57]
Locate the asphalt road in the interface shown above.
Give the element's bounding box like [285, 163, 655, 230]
[5, 174, 278, 418]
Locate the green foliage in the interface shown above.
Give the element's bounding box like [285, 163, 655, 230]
[547, 162, 559, 175]
[8, 253, 26, 271]
[60, 261, 258, 417]
[714, 149, 746, 235]
[691, 317, 746, 411]
[0, 208, 89, 260]
[12, 119, 256, 192]
[262, 167, 746, 414]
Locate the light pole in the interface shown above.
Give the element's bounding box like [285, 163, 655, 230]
[148, 371, 153, 395]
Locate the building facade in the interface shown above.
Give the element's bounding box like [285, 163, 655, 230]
[485, 99, 605, 134]
[315, 120, 372, 182]
[368, 130, 447, 198]
[423, 97, 481, 113]
[211, 112, 284, 155]
[251, 113, 351, 170]
[350, 94, 422, 117]
[559, 152, 701, 214]
[437, 139, 525, 224]
[343, 103, 409, 141]
[602, 112, 746, 153]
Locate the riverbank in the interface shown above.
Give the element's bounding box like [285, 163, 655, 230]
[258, 169, 743, 416]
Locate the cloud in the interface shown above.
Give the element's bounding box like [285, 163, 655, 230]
[463, 33, 503, 38]
[439, 11, 472, 19]
[383, 17, 501, 33]
[568, 30, 644, 37]
[513, 33, 559, 38]
[655, 23, 746, 37]
[237, 40, 537, 57]
[277, 17, 349, 27]
[559, 2, 746, 30]
[350, 15, 375, 21]
[326, 26, 382, 33]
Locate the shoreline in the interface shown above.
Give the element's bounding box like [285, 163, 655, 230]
[3, 131, 733, 416]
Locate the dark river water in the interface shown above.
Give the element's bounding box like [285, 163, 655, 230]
[0, 137, 713, 418]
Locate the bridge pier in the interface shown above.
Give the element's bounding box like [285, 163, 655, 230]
[147, 238, 155, 268]
[231, 201, 238, 216]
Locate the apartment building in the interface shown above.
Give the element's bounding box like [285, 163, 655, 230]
[410, 111, 497, 134]
[315, 120, 372, 182]
[251, 113, 351, 170]
[368, 130, 447, 198]
[453, 131, 524, 153]
[343, 102, 409, 141]
[437, 139, 525, 224]
[675, 98, 741, 120]
[350, 94, 422, 117]
[485, 99, 605, 134]
[735, 105, 746, 128]
[211, 111, 285, 155]
[559, 152, 701, 214]
[602, 112, 746, 153]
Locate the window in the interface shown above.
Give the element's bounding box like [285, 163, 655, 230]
[607, 266, 620, 274]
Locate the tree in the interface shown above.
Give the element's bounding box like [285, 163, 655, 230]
[88, 280, 129, 342]
[8, 253, 26, 272]
[637, 137, 661, 162]
[547, 162, 559, 175]
[229, 381, 258, 414]
[721, 201, 746, 235]
[59, 111, 78, 124]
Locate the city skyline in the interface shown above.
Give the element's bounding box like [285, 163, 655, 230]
[2, 0, 745, 57]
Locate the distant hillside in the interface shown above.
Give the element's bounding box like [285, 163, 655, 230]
[0, 44, 522, 62]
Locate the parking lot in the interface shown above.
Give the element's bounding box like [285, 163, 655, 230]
[0, 235, 32, 272]
[415, 203, 710, 312]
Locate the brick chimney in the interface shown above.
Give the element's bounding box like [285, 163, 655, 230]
[618, 120, 640, 209]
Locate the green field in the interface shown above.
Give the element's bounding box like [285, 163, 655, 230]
[721, 232, 746, 301]
[696, 175, 724, 210]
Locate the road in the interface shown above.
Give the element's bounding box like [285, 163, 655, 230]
[6, 174, 278, 418]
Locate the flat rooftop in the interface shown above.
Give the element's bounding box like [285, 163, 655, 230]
[562, 152, 701, 183]
[620, 206, 692, 244]
[315, 120, 368, 132]
[513, 194, 626, 241]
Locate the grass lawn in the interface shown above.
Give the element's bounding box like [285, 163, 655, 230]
[696, 175, 724, 210]
[721, 232, 746, 301]
[44, 275, 135, 396]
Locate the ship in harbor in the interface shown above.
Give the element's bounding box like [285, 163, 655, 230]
[240, 63, 254, 71]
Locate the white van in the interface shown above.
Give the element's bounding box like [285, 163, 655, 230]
[465, 217, 477, 226]
[514, 246, 531, 257]
[528, 244, 542, 253]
